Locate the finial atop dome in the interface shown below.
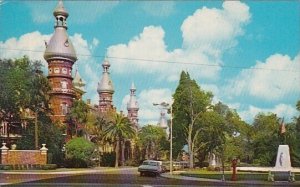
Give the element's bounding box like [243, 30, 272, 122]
[97, 58, 114, 94]
[53, 0, 69, 18]
[102, 56, 111, 72]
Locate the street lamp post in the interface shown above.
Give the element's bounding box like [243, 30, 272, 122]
[153, 101, 173, 175]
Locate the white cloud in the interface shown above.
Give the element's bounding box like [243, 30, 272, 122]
[0, 31, 101, 105]
[181, 1, 250, 51]
[239, 104, 298, 123]
[0, 31, 50, 66]
[141, 1, 175, 17]
[121, 88, 173, 126]
[107, 1, 250, 82]
[225, 53, 300, 100]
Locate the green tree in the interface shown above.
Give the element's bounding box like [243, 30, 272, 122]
[66, 100, 89, 137]
[103, 113, 136, 167]
[65, 137, 95, 168]
[251, 113, 281, 166]
[138, 124, 168, 160]
[0, 57, 30, 145]
[17, 113, 65, 165]
[27, 61, 51, 149]
[86, 111, 110, 166]
[172, 71, 212, 168]
[196, 111, 226, 163]
[287, 100, 300, 167]
[213, 102, 253, 163]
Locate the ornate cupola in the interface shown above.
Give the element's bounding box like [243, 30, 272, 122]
[44, 0, 77, 123]
[97, 58, 114, 112]
[44, 0, 77, 62]
[127, 83, 139, 128]
[73, 67, 86, 100]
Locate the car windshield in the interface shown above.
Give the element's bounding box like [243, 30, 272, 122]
[142, 161, 158, 166]
[149, 162, 158, 166]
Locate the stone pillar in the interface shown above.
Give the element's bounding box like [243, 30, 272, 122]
[0, 143, 9, 164]
[40, 144, 48, 164]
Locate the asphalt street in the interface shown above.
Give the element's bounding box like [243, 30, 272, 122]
[1, 168, 299, 187]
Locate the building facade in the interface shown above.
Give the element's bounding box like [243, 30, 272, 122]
[44, 0, 77, 123]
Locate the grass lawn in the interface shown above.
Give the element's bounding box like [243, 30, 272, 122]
[180, 169, 300, 181]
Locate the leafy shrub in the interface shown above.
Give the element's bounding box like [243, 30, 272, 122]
[0, 164, 13, 170]
[0, 164, 56, 170]
[41, 164, 57, 170]
[101, 152, 116, 167]
[207, 166, 215, 171]
[65, 137, 95, 168]
[196, 161, 209, 168]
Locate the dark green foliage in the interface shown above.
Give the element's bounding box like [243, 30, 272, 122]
[103, 113, 136, 167]
[101, 152, 116, 167]
[138, 124, 169, 160]
[65, 137, 95, 168]
[251, 113, 281, 166]
[66, 100, 89, 137]
[16, 113, 65, 165]
[0, 164, 57, 170]
[172, 71, 212, 162]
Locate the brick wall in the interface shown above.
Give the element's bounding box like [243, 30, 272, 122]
[4, 150, 47, 165]
[1, 143, 48, 165]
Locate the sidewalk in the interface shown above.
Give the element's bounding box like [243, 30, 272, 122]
[0, 166, 136, 175]
[161, 171, 300, 186]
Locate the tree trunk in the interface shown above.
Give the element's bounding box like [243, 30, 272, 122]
[188, 126, 193, 168]
[121, 140, 125, 166]
[115, 138, 120, 168]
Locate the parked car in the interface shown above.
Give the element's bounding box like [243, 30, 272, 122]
[173, 161, 183, 171]
[162, 161, 185, 171]
[138, 160, 163, 177]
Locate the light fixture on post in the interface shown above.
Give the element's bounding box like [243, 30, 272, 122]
[153, 101, 173, 175]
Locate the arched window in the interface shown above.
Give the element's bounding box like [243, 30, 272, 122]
[61, 102, 68, 115]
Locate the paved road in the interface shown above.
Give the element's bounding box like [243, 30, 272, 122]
[1, 168, 299, 187]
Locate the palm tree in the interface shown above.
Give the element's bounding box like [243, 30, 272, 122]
[86, 112, 109, 166]
[104, 113, 136, 167]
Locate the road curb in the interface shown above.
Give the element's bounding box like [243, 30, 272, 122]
[160, 172, 300, 186]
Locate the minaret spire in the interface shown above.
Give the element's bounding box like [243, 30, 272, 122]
[97, 58, 114, 112]
[127, 82, 139, 129]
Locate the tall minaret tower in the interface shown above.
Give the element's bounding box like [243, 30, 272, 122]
[127, 83, 139, 129]
[97, 58, 114, 112]
[44, 0, 77, 122]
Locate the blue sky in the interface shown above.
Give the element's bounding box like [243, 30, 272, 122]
[0, 1, 299, 125]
